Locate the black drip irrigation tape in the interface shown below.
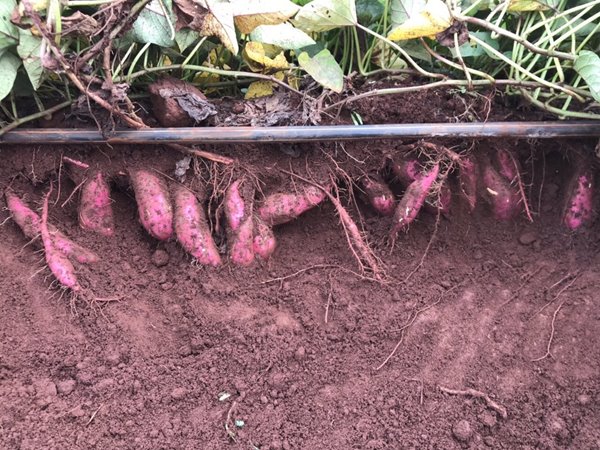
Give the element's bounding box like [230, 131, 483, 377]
[1, 122, 599, 145]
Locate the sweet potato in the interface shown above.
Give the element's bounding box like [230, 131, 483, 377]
[360, 175, 395, 216]
[494, 149, 519, 182]
[40, 189, 80, 291]
[173, 185, 221, 266]
[129, 169, 173, 241]
[225, 179, 255, 266]
[391, 163, 439, 236]
[258, 185, 326, 226]
[425, 181, 452, 216]
[459, 156, 479, 212]
[5, 189, 41, 239]
[563, 168, 594, 230]
[390, 157, 422, 187]
[480, 160, 521, 221]
[79, 171, 114, 237]
[253, 217, 276, 260]
[5, 190, 98, 264]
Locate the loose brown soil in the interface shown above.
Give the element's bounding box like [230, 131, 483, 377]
[1, 93, 599, 449]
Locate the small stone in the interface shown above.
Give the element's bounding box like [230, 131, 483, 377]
[161, 282, 173, 291]
[151, 249, 170, 267]
[149, 429, 159, 438]
[519, 231, 539, 245]
[94, 378, 115, 392]
[452, 419, 472, 442]
[577, 394, 591, 405]
[76, 371, 94, 385]
[478, 411, 497, 428]
[546, 414, 569, 439]
[294, 346, 306, 361]
[34, 379, 57, 398]
[260, 395, 269, 404]
[105, 352, 121, 366]
[171, 387, 187, 400]
[57, 379, 76, 395]
[473, 250, 484, 260]
[70, 405, 86, 418]
[178, 345, 192, 356]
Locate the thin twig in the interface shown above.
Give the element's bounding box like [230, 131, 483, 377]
[531, 301, 566, 362]
[439, 386, 508, 419]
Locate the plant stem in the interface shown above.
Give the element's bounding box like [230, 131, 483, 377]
[116, 64, 304, 96]
[469, 34, 583, 101]
[455, 14, 576, 61]
[324, 79, 564, 112]
[520, 89, 600, 119]
[354, 23, 444, 79]
[0, 100, 73, 137]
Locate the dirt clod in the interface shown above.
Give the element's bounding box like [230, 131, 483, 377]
[151, 249, 170, 267]
[519, 231, 539, 245]
[171, 387, 188, 400]
[577, 394, 591, 405]
[57, 379, 76, 395]
[452, 419, 473, 442]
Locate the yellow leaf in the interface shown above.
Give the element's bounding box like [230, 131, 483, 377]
[245, 81, 274, 99]
[163, 56, 172, 66]
[232, 0, 299, 34]
[193, 72, 220, 94]
[387, 0, 451, 41]
[507, 0, 550, 11]
[242, 41, 289, 73]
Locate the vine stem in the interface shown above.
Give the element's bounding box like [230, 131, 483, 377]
[354, 23, 445, 80]
[116, 64, 304, 97]
[454, 14, 576, 61]
[0, 100, 73, 137]
[469, 34, 583, 101]
[323, 79, 582, 113]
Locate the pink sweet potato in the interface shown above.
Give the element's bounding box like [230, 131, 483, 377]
[258, 185, 326, 226]
[225, 179, 255, 266]
[5, 189, 41, 239]
[360, 175, 395, 216]
[5, 190, 98, 264]
[459, 156, 479, 212]
[129, 169, 173, 241]
[173, 185, 221, 266]
[390, 157, 422, 187]
[494, 149, 519, 182]
[79, 171, 114, 237]
[253, 217, 276, 260]
[480, 160, 521, 221]
[563, 168, 594, 230]
[40, 189, 80, 291]
[391, 163, 439, 236]
[425, 181, 452, 216]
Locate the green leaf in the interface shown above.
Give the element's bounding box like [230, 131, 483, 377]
[175, 28, 201, 52]
[450, 31, 496, 58]
[356, 0, 385, 25]
[17, 29, 43, 90]
[131, 0, 176, 47]
[575, 50, 600, 102]
[0, 50, 21, 101]
[390, 0, 426, 28]
[0, 0, 18, 51]
[298, 48, 343, 92]
[399, 39, 431, 62]
[293, 0, 357, 32]
[250, 22, 315, 49]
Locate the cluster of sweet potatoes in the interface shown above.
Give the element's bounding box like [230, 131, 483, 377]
[3, 148, 595, 291]
[360, 149, 595, 238]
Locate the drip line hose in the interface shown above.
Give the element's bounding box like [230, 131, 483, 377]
[1, 122, 599, 145]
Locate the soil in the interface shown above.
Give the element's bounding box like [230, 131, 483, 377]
[1, 93, 600, 450]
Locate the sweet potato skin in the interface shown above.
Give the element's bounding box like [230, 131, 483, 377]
[225, 180, 255, 266]
[563, 168, 594, 230]
[5, 190, 41, 239]
[5, 190, 98, 264]
[361, 175, 395, 216]
[173, 185, 221, 266]
[459, 156, 479, 212]
[79, 171, 114, 237]
[391, 158, 422, 187]
[130, 170, 173, 241]
[480, 161, 521, 221]
[391, 163, 440, 236]
[253, 217, 276, 260]
[258, 185, 326, 226]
